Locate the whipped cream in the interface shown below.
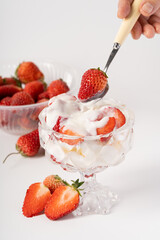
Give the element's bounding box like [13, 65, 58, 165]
[39, 93, 134, 172]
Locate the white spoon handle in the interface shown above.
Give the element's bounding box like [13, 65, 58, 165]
[114, 0, 142, 45]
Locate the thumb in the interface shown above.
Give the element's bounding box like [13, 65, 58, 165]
[140, 0, 160, 16]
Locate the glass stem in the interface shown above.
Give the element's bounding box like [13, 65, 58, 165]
[79, 172, 97, 192]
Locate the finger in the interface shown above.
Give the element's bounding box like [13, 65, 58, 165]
[148, 15, 160, 33]
[139, 16, 156, 38]
[117, 0, 133, 19]
[140, 0, 160, 17]
[131, 20, 142, 39]
[153, 22, 160, 33]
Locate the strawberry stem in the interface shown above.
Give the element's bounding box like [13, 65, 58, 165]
[3, 152, 20, 164]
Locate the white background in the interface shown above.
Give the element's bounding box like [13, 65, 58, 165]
[0, 0, 160, 239]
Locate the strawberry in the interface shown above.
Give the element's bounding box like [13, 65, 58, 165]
[38, 91, 49, 100]
[0, 85, 22, 100]
[16, 61, 44, 84]
[36, 98, 48, 103]
[43, 175, 65, 193]
[0, 77, 21, 87]
[47, 79, 69, 98]
[18, 117, 37, 130]
[78, 68, 108, 102]
[0, 97, 11, 106]
[53, 116, 64, 132]
[22, 182, 52, 217]
[59, 126, 83, 145]
[16, 129, 40, 156]
[96, 117, 116, 135]
[11, 91, 34, 106]
[24, 81, 46, 101]
[107, 107, 126, 128]
[3, 129, 40, 163]
[44, 179, 83, 220]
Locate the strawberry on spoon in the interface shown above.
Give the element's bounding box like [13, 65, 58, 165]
[78, 68, 109, 102]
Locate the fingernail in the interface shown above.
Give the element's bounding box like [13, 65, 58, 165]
[142, 2, 153, 14]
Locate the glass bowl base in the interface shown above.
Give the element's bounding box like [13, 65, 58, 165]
[73, 178, 118, 216]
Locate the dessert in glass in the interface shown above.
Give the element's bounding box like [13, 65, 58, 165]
[38, 93, 134, 215]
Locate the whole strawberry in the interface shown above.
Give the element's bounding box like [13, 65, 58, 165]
[43, 175, 65, 193]
[47, 79, 69, 98]
[0, 85, 22, 100]
[0, 97, 11, 106]
[78, 68, 108, 102]
[38, 91, 49, 101]
[16, 62, 44, 84]
[24, 81, 45, 101]
[16, 129, 40, 156]
[11, 91, 34, 106]
[0, 77, 21, 87]
[3, 129, 40, 163]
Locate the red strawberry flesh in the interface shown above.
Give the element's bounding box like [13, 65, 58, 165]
[22, 182, 51, 217]
[45, 185, 79, 220]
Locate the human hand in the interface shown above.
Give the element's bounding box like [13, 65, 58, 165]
[117, 0, 160, 39]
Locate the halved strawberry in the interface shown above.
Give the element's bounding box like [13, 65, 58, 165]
[96, 117, 116, 135]
[22, 182, 51, 217]
[78, 68, 108, 102]
[106, 107, 126, 128]
[44, 179, 83, 220]
[43, 175, 65, 194]
[59, 126, 83, 145]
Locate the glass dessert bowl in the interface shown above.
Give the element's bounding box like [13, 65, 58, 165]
[38, 94, 134, 215]
[0, 60, 78, 135]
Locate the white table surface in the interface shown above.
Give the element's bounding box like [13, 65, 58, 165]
[0, 0, 160, 239]
[0, 109, 160, 240]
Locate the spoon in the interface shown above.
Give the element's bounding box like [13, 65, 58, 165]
[104, 0, 142, 73]
[84, 0, 142, 102]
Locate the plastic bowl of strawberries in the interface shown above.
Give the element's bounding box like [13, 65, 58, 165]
[0, 60, 78, 135]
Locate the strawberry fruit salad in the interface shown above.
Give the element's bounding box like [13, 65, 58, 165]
[38, 93, 134, 173]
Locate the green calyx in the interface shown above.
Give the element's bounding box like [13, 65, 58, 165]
[62, 179, 84, 196]
[16, 144, 27, 157]
[15, 64, 20, 78]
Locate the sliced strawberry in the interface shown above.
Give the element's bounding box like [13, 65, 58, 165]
[53, 116, 64, 132]
[45, 179, 83, 220]
[59, 126, 83, 145]
[96, 117, 115, 135]
[106, 107, 126, 128]
[43, 175, 65, 194]
[22, 182, 52, 217]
